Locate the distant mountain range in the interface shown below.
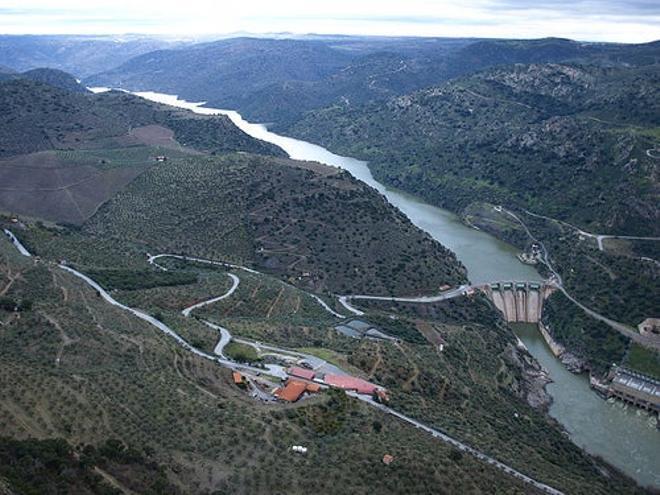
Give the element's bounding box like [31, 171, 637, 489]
[0, 34, 188, 77]
[85, 36, 660, 124]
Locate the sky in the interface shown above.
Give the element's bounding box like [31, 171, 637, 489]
[1, 0, 659, 43]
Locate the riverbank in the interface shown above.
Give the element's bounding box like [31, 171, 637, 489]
[515, 323, 659, 488]
[538, 322, 585, 373]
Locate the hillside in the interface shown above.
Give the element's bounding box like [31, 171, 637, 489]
[0, 67, 89, 92]
[18, 67, 88, 92]
[0, 79, 284, 224]
[286, 63, 660, 236]
[3, 236, 511, 495]
[0, 216, 645, 494]
[0, 34, 186, 77]
[86, 37, 660, 125]
[0, 79, 283, 159]
[81, 152, 466, 295]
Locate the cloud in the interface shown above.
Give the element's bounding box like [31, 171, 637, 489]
[484, 0, 660, 15]
[0, 0, 658, 42]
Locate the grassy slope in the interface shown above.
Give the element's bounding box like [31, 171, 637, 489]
[0, 237, 544, 495]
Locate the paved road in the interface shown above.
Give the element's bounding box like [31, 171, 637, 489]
[181, 273, 240, 317]
[519, 208, 660, 252]
[54, 264, 268, 377]
[3, 229, 32, 257]
[557, 286, 660, 350]
[2, 229, 566, 494]
[237, 339, 348, 376]
[197, 319, 232, 359]
[595, 234, 660, 252]
[501, 209, 660, 348]
[309, 293, 345, 318]
[351, 393, 564, 495]
[338, 285, 470, 316]
[149, 253, 343, 318]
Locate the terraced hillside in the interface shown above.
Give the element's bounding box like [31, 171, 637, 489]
[1, 227, 644, 494]
[83, 152, 465, 295]
[8, 236, 506, 495]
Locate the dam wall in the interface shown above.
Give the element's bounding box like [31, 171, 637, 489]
[483, 282, 551, 324]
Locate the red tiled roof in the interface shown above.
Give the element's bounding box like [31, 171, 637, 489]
[306, 383, 321, 393]
[324, 374, 379, 394]
[232, 371, 244, 384]
[275, 380, 307, 402]
[289, 366, 315, 381]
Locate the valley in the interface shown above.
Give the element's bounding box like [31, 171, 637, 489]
[0, 32, 658, 494]
[118, 90, 659, 488]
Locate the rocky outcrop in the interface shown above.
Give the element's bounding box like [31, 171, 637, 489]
[539, 322, 586, 373]
[504, 343, 553, 410]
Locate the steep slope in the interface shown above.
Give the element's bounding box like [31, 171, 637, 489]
[0, 225, 644, 494]
[287, 63, 660, 236]
[83, 153, 466, 295]
[19, 67, 88, 92]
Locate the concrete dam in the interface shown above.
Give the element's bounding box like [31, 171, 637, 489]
[482, 282, 553, 323]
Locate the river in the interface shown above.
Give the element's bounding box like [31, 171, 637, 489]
[116, 89, 658, 488]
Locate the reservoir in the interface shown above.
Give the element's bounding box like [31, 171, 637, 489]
[124, 90, 658, 488]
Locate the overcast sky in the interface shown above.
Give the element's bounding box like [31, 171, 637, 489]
[1, 0, 659, 43]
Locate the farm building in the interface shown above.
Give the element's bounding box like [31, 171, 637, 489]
[306, 383, 321, 393]
[275, 380, 308, 402]
[324, 374, 380, 395]
[288, 366, 315, 381]
[232, 371, 245, 385]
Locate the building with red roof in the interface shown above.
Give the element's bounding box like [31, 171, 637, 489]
[306, 383, 321, 393]
[324, 374, 380, 395]
[275, 380, 308, 402]
[288, 366, 315, 381]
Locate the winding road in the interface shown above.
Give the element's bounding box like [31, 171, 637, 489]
[3, 229, 566, 494]
[519, 208, 660, 252]
[181, 273, 240, 317]
[3, 229, 32, 257]
[148, 253, 344, 318]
